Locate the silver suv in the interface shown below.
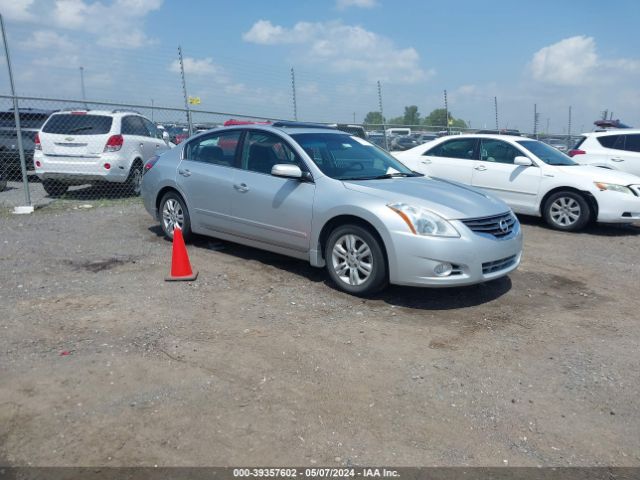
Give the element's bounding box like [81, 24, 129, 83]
[34, 110, 172, 196]
[141, 123, 522, 295]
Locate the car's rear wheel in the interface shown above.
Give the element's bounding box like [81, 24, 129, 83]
[325, 224, 387, 295]
[159, 191, 192, 241]
[126, 161, 143, 196]
[42, 179, 68, 197]
[543, 191, 591, 231]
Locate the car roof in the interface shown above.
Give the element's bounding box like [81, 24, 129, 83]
[50, 110, 141, 117]
[582, 129, 640, 136]
[210, 124, 351, 136]
[436, 133, 531, 141]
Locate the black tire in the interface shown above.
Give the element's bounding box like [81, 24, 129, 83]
[542, 191, 591, 231]
[324, 224, 388, 296]
[126, 161, 143, 196]
[42, 179, 68, 197]
[158, 191, 192, 242]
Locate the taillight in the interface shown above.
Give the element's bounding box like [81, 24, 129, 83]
[104, 134, 123, 152]
[568, 149, 586, 157]
[34, 132, 41, 150]
[143, 155, 160, 174]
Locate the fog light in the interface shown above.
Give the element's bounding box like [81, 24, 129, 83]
[103, 163, 111, 170]
[434, 262, 453, 277]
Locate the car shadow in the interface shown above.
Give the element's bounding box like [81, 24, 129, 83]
[149, 225, 512, 308]
[56, 184, 137, 200]
[518, 214, 640, 237]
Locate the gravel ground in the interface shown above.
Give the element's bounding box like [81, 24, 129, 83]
[0, 200, 639, 467]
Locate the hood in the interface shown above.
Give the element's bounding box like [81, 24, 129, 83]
[553, 165, 640, 185]
[342, 176, 509, 220]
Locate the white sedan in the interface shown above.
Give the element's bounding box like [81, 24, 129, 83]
[394, 134, 640, 231]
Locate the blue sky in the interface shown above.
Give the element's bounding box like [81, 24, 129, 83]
[1, 0, 639, 132]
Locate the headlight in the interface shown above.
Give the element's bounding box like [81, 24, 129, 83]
[387, 202, 460, 237]
[594, 182, 634, 195]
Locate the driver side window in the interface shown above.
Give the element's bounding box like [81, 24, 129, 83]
[241, 131, 306, 175]
[480, 139, 522, 164]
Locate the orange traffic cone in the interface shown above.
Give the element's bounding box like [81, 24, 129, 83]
[165, 227, 198, 281]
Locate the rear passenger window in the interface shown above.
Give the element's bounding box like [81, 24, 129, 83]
[624, 134, 640, 153]
[121, 116, 148, 136]
[426, 138, 477, 160]
[186, 131, 240, 167]
[597, 135, 624, 150]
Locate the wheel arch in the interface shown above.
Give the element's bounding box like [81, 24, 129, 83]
[317, 214, 390, 275]
[539, 186, 598, 221]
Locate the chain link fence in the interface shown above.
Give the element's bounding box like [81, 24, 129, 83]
[0, 94, 584, 212]
[0, 95, 290, 210]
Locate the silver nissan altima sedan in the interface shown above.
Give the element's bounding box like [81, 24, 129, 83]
[141, 122, 522, 295]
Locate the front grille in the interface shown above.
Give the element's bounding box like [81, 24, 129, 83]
[482, 255, 517, 275]
[462, 212, 516, 238]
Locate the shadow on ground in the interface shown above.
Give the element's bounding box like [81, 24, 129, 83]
[149, 225, 511, 310]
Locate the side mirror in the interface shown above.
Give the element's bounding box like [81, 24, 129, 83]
[271, 164, 303, 179]
[162, 131, 170, 142]
[514, 156, 533, 166]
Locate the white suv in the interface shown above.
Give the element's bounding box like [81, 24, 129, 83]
[34, 110, 172, 197]
[570, 130, 640, 177]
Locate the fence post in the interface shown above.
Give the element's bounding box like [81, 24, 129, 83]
[177, 46, 193, 136]
[377, 80, 388, 150]
[0, 14, 32, 210]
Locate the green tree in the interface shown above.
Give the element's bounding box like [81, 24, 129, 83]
[363, 111, 384, 125]
[423, 108, 467, 129]
[403, 105, 420, 125]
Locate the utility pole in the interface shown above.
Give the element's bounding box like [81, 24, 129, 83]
[567, 105, 572, 148]
[353, 112, 356, 124]
[79, 66, 87, 109]
[444, 89, 449, 134]
[290, 67, 298, 121]
[546, 118, 550, 134]
[533, 103, 540, 139]
[177, 46, 193, 136]
[377, 80, 388, 150]
[494, 96, 499, 131]
[1, 13, 31, 211]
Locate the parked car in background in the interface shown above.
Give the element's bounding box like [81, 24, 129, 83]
[34, 109, 172, 197]
[0, 108, 55, 191]
[394, 134, 640, 231]
[165, 125, 189, 144]
[547, 138, 568, 152]
[570, 130, 640, 176]
[391, 135, 419, 151]
[413, 133, 437, 144]
[142, 123, 522, 295]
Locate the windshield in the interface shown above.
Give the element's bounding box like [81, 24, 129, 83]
[291, 132, 418, 180]
[42, 114, 113, 135]
[516, 140, 577, 166]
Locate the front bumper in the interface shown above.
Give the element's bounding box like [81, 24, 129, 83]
[595, 188, 640, 223]
[387, 220, 523, 287]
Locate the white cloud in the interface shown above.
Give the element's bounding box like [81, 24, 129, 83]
[170, 57, 225, 77]
[6, 0, 162, 49]
[0, 0, 35, 21]
[336, 0, 377, 9]
[243, 20, 429, 84]
[529, 36, 598, 86]
[22, 30, 74, 51]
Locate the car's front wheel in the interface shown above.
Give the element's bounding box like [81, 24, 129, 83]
[159, 191, 192, 241]
[42, 179, 68, 197]
[325, 224, 387, 295]
[543, 191, 591, 231]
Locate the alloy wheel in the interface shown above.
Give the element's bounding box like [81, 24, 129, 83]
[550, 196, 581, 227]
[162, 198, 184, 234]
[331, 234, 373, 286]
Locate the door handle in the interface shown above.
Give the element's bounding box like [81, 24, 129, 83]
[421, 159, 432, 165]
[233, 183, 249, 193]
[178, 168, 191, 177]
[155, 144, 160, 148]
[474, 165, 487, 171]
[140, 143, 144, 148]
[611, 158, 624, 162]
